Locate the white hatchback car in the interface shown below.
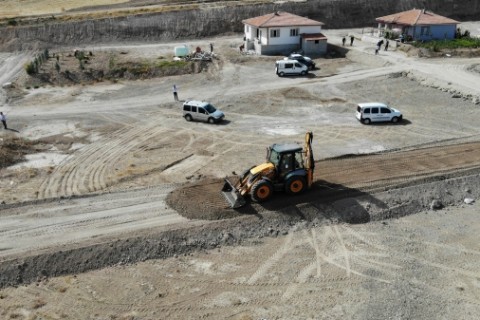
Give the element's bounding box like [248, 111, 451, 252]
[356, 102, 403, 124]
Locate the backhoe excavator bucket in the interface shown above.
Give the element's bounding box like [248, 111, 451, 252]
[221, 179, 246, 209]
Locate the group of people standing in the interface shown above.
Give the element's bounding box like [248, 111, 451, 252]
[342, 35, 389, 55]
[375, 39, 390, 54]
[342, 35, 355, 46]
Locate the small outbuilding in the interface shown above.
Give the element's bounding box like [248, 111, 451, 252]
[242, 11, 327, 56]
[376, 8, 459, 41]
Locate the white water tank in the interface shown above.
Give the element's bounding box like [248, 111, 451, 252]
[174, 44, 189, 57]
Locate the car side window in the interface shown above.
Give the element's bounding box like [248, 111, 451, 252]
[191, 106, 197, 113]
[285, 63, 293, 69]
[381, 107, 391, 113]
[371, 107, 379, 114]
[295, 63, 302, 68]
[198, 108, 206, 114]
[183, 105, 191, 112]
[363, 108, 370, 114]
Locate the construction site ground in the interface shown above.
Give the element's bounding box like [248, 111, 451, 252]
[1, 26, 480, 319]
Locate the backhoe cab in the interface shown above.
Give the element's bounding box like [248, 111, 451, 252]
[222, 132, 314, 208]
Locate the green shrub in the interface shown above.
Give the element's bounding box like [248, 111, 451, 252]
[108, 55, 116, 70]
[25, 62, 36, 75]
[414, 37, 480, 50]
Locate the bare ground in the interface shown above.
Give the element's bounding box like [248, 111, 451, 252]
[1, 27, 480, 319]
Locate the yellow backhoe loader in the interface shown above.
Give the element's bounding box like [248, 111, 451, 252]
[221, 131, 314, 208]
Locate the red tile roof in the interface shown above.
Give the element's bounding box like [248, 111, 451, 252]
[242, 11, 324, 28]
[376, 9, 459, 26]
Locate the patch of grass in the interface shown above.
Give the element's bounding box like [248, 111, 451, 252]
[413, 38, 480, 50]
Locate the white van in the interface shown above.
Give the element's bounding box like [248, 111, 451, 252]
[356, 102, 403, 124]
[275, 59, 308, 77]
[182, 100, 225, 124]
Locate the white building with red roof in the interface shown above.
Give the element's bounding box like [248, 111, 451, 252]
[376, 8, 459, 41]
[242, 11, 327, 56]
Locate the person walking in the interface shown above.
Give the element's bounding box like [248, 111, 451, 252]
[0, 112, 7, 129]
[350, 35, 354, 46]
[173, 84, 179, 101]
[210, 43, 214, 52]
[342, 37, 346, 46]
[384, 40, 390, 51]
[375, 39, 384, 55]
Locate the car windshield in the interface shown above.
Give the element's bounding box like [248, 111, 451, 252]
[204, 104, 216, 113]
[268, 149, 281, 166]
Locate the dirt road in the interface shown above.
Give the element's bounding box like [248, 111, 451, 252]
[1, 27, 480, 319]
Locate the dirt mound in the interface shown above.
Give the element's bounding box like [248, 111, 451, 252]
[167, 142, 480, 221]
[166, 178, 244, 220]
[20, 50, 214, 88]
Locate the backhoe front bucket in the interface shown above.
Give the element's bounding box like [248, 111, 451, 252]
[221, 179, 246, 209]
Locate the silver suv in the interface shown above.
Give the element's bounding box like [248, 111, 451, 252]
[356, 102, 402, 124]
[182, 100, 225, 124]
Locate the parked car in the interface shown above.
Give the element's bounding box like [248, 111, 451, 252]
[275, 59, 308, 77]
[356, 102, 403, 124]
[183, 100, 225, 123]
[287, 54, 316, 70]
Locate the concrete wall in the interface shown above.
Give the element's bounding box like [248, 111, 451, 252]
[302, 39, 328, 56]
[0, 0, 479, 51]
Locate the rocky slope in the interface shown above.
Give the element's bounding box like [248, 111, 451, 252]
[1, 0, 479, 51]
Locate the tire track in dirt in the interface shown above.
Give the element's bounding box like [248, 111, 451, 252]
[38, 123, 143, 198]
[38, 120, 180, 199]
[315, 141, 480, 190]
[0, 185, 185, 257]
[246, 232, 295, 285]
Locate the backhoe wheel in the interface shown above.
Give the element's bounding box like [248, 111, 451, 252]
[251, 180, 274, 203]
[285, 176, 306, 195]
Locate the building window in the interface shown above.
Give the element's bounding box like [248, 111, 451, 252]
[270, 29, 280, 37]
[315, 40, 319, 44]
[420, 26, 430, 36]
[290, 28, 299, 37]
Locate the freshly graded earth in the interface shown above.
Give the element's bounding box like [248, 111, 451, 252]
[1, 24, 480, 319]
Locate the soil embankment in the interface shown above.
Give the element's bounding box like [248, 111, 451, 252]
[1, 0, 480, 51]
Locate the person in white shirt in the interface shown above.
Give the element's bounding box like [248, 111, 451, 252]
[0, 112, 6, 129]
[173, 84, 179, 101]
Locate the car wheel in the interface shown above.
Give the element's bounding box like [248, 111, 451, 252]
[391, 116, 399, 123]
[301, 71, 306, 76]
[285, 176, 306, 195]
[185, 114, 192, 122]
[362, 118, 371, 125]
[279, 72, 285, 77]
[208, 117, 215, 124]
[251, 180, 274, 203]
